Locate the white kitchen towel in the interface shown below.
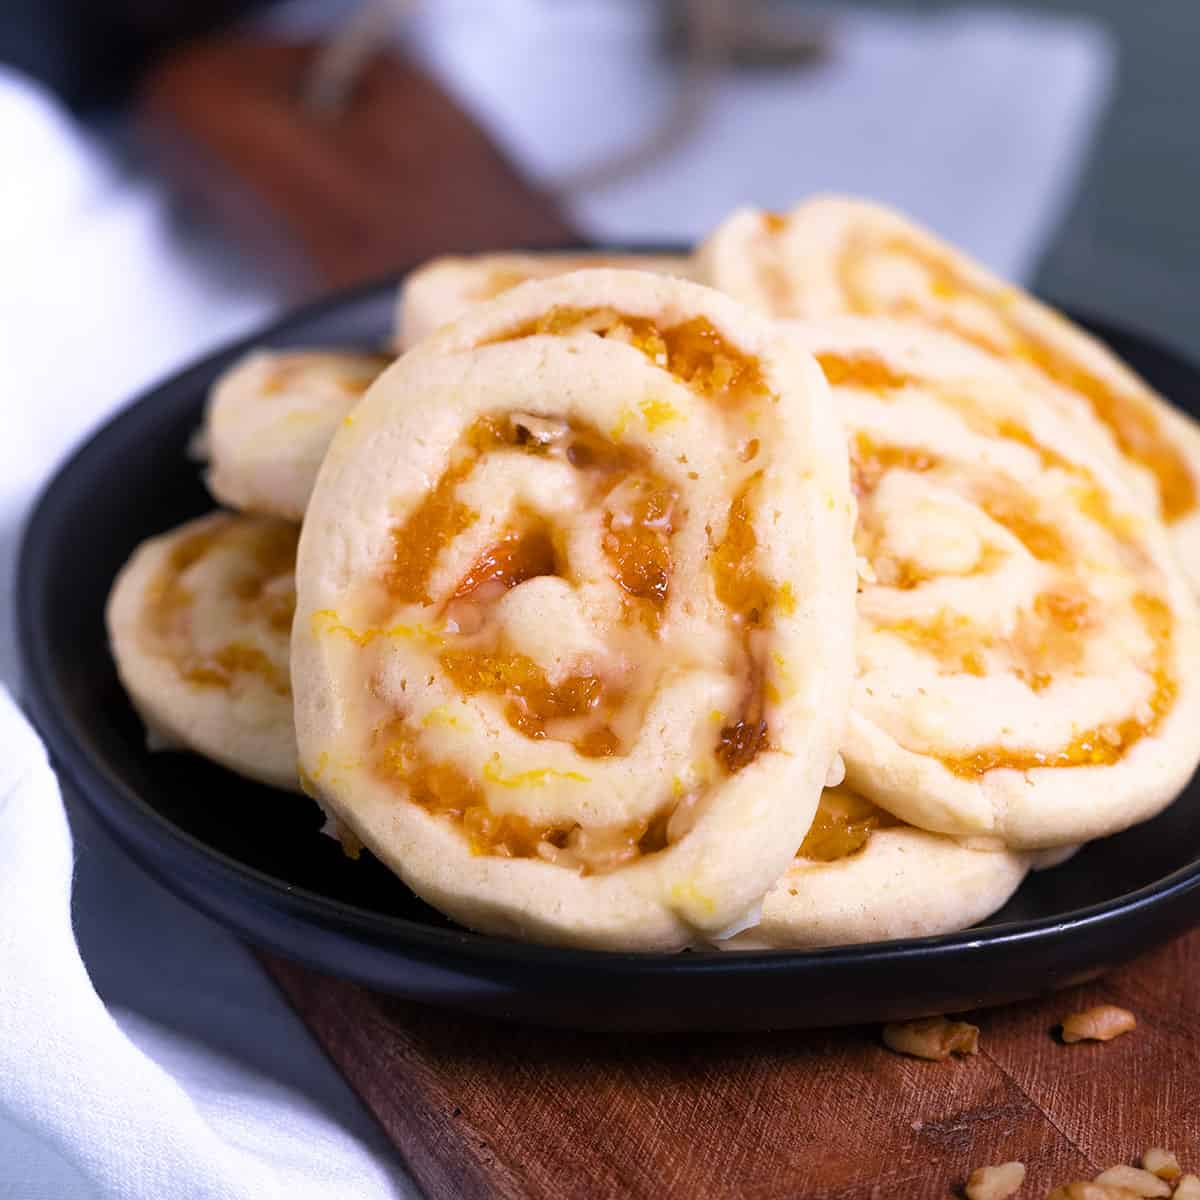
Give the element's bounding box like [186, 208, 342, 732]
[0, 691, 412, 1200]
[0, 3, 1112, 1196]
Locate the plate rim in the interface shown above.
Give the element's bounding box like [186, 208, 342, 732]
[18, 268, 1200, 977]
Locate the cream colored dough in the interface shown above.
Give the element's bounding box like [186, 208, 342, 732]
[106, 512, 300, 791]
[789, 317, 1200, 850]
[204, 349, 391, 521]
[395, 251, 694, 350]
[293, 269, 856, 951]
[721, 788, 1028, 950]
[698, 195, 1200, 591]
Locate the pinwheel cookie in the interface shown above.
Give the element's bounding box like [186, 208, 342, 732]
[699, 196, 1200, 589]
[204, 349, 392, 521]
[721, 786, 1029, 949]
[789, 318, 1200, 850]
[395, 252, 693, 349]
[293, 270, 857, 950]
[107, 512, 300, 790]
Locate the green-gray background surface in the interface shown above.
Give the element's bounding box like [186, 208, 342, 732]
[850, 0, 1200, 362]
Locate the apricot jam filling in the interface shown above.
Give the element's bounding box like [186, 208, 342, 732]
[816, 352, 912, 393]
[361, 375, 784, 858]
[604, 478, 677, 626]
[487, 307, 772, 408]
[844, 371, 1139, 556]
[439, 646, 622, 758]
[851, 435, 939, 499]
[851, 422, 1178, 773]
[829, 352, 1115, 502]
[878, 588, 1094, 689]
[451, 519, 562, 603]
[837, 234, 1195, 520]
[385, 414, 679, 616]
[386, 458, 479, 606]
[798, 789, 899, 862]
[710, 475, 783, 773]
[371, 717, 676, 873]
[146, 519, 296, 696]
[938, 593, 1175, 778]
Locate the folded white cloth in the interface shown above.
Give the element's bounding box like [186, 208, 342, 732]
[0, 4, 1112, 1196]
[0, 692, 413, 1200]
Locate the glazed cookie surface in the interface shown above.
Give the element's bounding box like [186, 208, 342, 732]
[294, 270, 856, 950]
[395, 252, 694, 350]
[721, 787, 1029, 949]
[791, 317, 1200, 850]
[699, 196, 1200, 590]
[106, 512, 300, 790]
[205, 349, 391, 521]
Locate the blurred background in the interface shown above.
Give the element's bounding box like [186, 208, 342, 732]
[1, 0, 1197, 498]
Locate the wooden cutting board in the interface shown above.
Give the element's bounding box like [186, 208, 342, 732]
[139, 37, 1200, 1199]
[259, 938, 1200, 1199]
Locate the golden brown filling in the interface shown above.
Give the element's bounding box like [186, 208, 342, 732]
[940, 593, 1175, 778]
[976, 489, 1069, 564]
[488, 307, 772, 408]
[850, 417, 1177, 775]
[839, 363, 1140, 554]
[146, 519, 296, 696]
[439, 647, 621, 758]
[371, 717, 674, 873]
[798, 789, 899, 861]
[854, 436, 1074, 567]
[876, 611, 989, 679]
[385, 415, 664, 608]
[603, 479, 677, 626]
[837, 234, 1195, 521]
[451, 520, 561, 602]
[878, 588, 1094, 690]
[359, 315, 786, 863]
[816, 352, 912, 393]
[386, 458, 478, 605]
[716, 713, 769, 774]
[709, 474, 778, 773]
[851, 435, 939, 498]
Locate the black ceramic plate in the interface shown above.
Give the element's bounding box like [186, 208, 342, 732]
[19, 271, 1200, 1032]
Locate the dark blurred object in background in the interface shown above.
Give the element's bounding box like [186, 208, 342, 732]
[0, 0, 265, 109]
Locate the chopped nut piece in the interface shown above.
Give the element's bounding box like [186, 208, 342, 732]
[1141, 1150, 1181, 1182]
[1060, 1004, 1136, 1043]
[965, 1160, 1025, 1200]
[1174, 1177, 1200, 1200]
[881, 1015, 979, 1060]
[1094, 1165, 1170, 1197]
[1045, 1183, 1144, 1200]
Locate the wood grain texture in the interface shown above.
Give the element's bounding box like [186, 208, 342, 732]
[262, 933, 1200, 1200]
[140, 34, 1200, 1199]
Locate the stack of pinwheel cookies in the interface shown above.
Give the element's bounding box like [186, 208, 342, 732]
[107, 196, 1200, 952]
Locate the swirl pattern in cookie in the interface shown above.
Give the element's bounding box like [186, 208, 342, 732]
[106, 512, 300, 790]
[790, 317, 1200, 849]
[720, 786, 1028, 949]
[293, 270, 856, 950]
[395, 252, 694, 350]
[699, 196, 1200, 590]
[204, 350, 392, 521]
